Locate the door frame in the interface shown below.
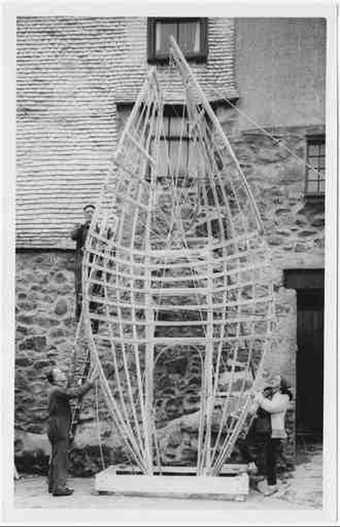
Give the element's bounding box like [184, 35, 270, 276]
[284, 268, 324, 439]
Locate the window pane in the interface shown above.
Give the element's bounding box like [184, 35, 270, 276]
[155, 22, 177, 54]
[319, 156, 325, 169]
[306, 180, 319, 194]
[308, 143, 319, 156]
[169, 140, 188, 177]
[157, 140, 169, 179]
[178, 21, 200, 54]
[318, 168, 325, 181]
[160, 116, 170, 138]
[169, 116, 189, 136]
[153, 112, 207, 182]
[305, 137, 325, 197]
[309, 157, 319, 169]
[189, 141, 205, 176]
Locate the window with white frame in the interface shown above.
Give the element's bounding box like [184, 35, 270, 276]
[147, 18, 208, 63]
[305, 135, 325, 197]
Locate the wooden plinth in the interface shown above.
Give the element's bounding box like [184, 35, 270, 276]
[95, 465, 249, 501]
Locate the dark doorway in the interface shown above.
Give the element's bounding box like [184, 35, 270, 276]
[284, 270, 324, 438]
[296, 288, 324, 435]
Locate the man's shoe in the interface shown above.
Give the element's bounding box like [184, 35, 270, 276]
[256, 480, 267, 494]
[264, 484, 278, 496]
[52, 488, 74, 496]
[257, 481, 278, 496]
[247, 462, 258, 474]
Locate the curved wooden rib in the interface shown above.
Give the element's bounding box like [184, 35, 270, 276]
[73, 39, 277, 476]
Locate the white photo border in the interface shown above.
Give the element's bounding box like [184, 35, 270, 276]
[1, 1, 338, 525]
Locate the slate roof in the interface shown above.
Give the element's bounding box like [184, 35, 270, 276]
[16, 17, 238, 248]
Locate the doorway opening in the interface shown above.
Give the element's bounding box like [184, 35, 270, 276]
[284, 269, 324, 441]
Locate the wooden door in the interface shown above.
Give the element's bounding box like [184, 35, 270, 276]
[296, 289, 324, 435]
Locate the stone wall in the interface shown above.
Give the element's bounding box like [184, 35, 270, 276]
[14, 247, 298, 475]
[15, 249, 109, 475]
[223, 123, 325, 271]
[15, 250, 78, 434]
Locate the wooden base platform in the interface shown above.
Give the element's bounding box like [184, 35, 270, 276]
[95, 465, 249, 501]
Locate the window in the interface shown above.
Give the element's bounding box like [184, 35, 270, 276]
[148, 107, 204, 185]
[147, 18, 208, 63]
[158, 114, 192, 181]
[305, 135, 325, 197]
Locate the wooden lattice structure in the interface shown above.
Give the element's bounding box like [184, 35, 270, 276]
[73, 38, 277, 478]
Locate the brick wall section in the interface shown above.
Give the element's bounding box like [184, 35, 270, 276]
[16, 17, 237, 249]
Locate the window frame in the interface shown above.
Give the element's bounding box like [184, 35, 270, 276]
[147, 17, 208, 64]
[159, 113, 191, 182]
[147, 105, 205, 185]
[150, 109, 191, 183]
[304, 134, 325, 200]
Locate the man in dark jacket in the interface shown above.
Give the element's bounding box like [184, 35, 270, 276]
[46, 366, 95, 496]
[70, 204, 95, 321]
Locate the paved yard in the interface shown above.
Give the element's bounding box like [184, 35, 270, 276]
[13, 440, 322, 511]
[12, 475, 304, 511]
[278, 439, 323, 510]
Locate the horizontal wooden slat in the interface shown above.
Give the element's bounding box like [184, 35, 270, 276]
[110, 463, 248, 475]
[93, 333, 270, 345]
[85, 294, 273, 312]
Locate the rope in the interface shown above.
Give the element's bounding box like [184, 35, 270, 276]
[206, 84, 323, 181]
[95, 380, 106, 471]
